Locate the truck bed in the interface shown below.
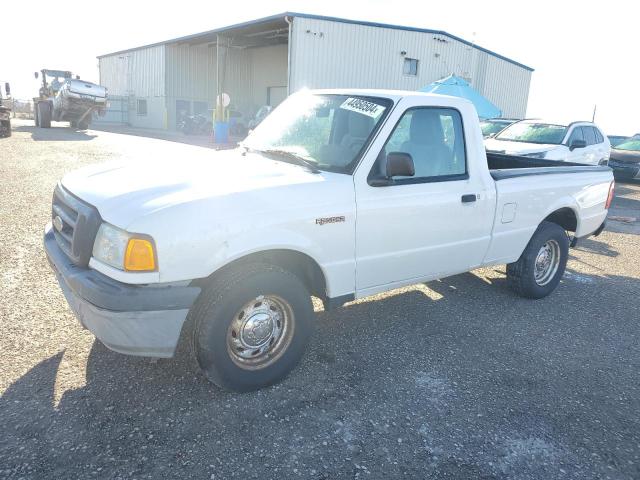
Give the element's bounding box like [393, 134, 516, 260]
[487, 152, 610, 180]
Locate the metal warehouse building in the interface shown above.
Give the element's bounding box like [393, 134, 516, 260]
[97, 12, 533, 130]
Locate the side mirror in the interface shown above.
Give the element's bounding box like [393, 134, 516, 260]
[386, 152, 415, 177]
[34, 72, 39, 79]
[4, 83, 10, 97]
[569, 139, 587, 151]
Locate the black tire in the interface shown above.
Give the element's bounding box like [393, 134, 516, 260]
[78, 119, 90, 130]
[192, 263, 314, 392]
[38, 102, 51, 128]
[506, 221, 569, 299]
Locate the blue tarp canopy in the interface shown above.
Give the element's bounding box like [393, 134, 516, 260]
[419, 74, 502, 119]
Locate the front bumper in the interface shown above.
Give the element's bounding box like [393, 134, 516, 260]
[44, 224, 201, 357]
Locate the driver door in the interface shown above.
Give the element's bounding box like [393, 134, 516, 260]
[353, 100, 495, 296]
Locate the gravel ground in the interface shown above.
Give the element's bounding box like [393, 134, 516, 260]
[1, 119, 639, 480]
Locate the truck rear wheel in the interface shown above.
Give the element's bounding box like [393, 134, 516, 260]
[191, 263, 314, 392]
[506, 221, 569, 299]
[37, 102, 52, 128]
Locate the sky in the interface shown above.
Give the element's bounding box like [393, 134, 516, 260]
[3, 0, 638, 135]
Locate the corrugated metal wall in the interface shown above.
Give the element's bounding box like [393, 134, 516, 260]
[164, 43, 286, 109]
[97, 16, 531, 129]
[290, 17, 531, 118]
[249, 44, 288, 107]
[163, 42, 286, 127]
[99, 45, 165, 97]
[166, 44, 215, 99]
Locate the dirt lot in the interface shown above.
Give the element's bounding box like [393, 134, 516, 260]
[1, 119, 639, 479]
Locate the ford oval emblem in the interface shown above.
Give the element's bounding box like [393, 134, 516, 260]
[53, 215, 64, 232]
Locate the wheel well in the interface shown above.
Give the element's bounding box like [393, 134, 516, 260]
[544, 208, 577, 232]
[198, 249, 327, 300]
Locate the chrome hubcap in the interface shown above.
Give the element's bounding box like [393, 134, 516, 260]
[534, 239, 561, 286]
[227, 295, 293, 369]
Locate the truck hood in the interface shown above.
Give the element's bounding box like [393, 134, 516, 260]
[610, 148, 640, 164]
[484, 138, 561, 155]
[67, 79, 107, 98]
[61, 147, 328, 228]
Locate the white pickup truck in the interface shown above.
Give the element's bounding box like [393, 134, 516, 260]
[45, 89, 615, 391]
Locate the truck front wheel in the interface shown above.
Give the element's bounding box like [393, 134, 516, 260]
[191, 263, 315, 392]
[506, 221, 569, 299]
[37, 102, 52, 128]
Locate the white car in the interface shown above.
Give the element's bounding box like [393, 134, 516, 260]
[484, 119, 611, 166]
[45, 90, 614, 391]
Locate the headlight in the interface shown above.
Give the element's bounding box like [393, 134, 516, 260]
[521, 152, 547, 159]
[92, 223, 156, 272]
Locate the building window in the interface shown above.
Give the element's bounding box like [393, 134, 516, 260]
[137, 99, 147, 116]
[403, 58, 419, 76]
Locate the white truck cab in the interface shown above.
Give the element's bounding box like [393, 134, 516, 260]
[485, 119, 611, 166]
[45, 90, 614, 391]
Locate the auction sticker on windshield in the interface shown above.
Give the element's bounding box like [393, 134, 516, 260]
[340, 98, 386, 119]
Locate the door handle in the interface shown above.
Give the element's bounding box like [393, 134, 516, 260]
[461, 194, 477, 203]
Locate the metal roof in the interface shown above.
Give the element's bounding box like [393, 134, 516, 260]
[97, 12, 534, 72]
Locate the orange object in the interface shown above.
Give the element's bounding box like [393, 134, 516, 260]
[125, 238, 156, 271]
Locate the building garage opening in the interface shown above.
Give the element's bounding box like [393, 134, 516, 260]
[164, 16, 291, 131]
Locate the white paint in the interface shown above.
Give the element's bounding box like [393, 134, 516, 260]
[59, 90, 613, 301]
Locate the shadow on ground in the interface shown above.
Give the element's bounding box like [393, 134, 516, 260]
[2, 269, 639, 479]
[13, 124, 98, 142]
[571, 236, 619, 258]
[90, 125, 242, 150]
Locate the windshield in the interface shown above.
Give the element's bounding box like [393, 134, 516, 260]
[481, 120, 511, 137]
[496, 122, 567, 145]
[242, 92, 392, 173]
[614, 139, 640, 152]
[608, 136, 629, 147]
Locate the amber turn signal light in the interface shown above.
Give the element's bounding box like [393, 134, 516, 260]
[124, 238, 156, 271]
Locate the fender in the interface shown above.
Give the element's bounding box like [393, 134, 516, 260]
[539, 195, 581, 234]
[205, 228, 349, 298]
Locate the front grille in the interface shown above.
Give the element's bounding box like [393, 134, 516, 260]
[52, 185, 101, 267]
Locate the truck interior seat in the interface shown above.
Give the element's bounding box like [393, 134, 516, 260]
[400, 110, 454, 177]
[340, 113, 374, 155]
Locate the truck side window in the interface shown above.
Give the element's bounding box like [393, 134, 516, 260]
[594, 128, 604, 144]
[568, 127, 584, 144]
[381, 107, 467, 182]
[582, 126, 597, 145]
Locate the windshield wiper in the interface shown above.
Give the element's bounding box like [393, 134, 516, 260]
[249, 148, 321, 173]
